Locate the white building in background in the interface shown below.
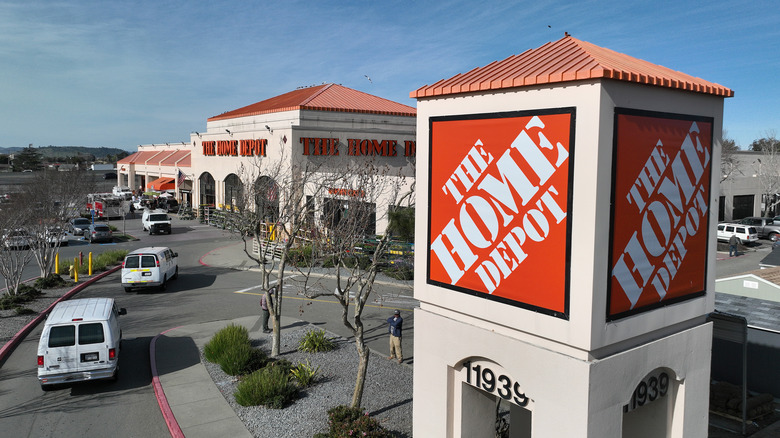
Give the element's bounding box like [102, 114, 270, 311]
[118, 84, 416, 234]
[719, 150, 779, 222]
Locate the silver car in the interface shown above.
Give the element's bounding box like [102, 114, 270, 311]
[87, 224, 113, 243]
[69, 217, 91, 236]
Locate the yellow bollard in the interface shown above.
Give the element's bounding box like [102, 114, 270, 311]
[55, 253, 59, 275]
[74, 257, 79, 283]
[89, 252, 93, 276]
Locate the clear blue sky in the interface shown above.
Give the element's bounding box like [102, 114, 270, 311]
[1, 0, 777, 151]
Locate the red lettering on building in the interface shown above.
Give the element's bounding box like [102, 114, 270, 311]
[327, 188, 365, 198]
[240, 139, 267, 157]
[203, 141, 216, 156]
[216, 140, 238, 156]
[347, 139, 398, 157]
[300, 137, 340, 156]
[404, 140, 416, 157]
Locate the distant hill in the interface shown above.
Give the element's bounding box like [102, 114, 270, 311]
[0, 146, 130, 160]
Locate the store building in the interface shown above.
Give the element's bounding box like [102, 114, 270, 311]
[118, 84, 416, 233]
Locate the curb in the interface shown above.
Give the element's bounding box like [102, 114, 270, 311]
[0, 265, 122, 363]
[150, 327, 185, 438]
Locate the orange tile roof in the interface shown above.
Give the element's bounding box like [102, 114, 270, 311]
[117, 151, 142, 164]
[160, 150, 191, 167]
[208, 83, 416, 121]
[118, 151, 162, 165]
[411, 35, 733, 99]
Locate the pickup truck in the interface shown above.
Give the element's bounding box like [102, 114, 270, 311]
[737, 217, 780, 241]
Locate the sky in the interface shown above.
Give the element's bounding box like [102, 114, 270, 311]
[1, 0, 778, 151]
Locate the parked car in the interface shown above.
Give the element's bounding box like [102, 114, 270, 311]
[736, 217, 780, 241]
[717, 223, 759, 244]
[44, 226, 69, 246]
[37, 298, 126, 390]
[121, 247, 179, 292]
[69, 217, 92, 236]
[103, 172, 117, 180]
[87, 223, 113, 243]
[2, 229, 32, 249]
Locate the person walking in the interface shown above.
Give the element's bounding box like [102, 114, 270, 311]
[260, 290, 272, 333]
[387, 309, 403, 364]
[729, 234, 739, 257]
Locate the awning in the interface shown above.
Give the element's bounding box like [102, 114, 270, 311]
[147, 177, 175, 191]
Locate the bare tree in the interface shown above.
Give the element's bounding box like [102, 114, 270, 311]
[749, 131, 780, 152]
[719, 132, 740, 183]
[750, 132, 780, 216]
[303, 161, 414, 408]
[22, 170, 95, 278]
[0, 197, 35, 295]
[229, 148, 335, 357]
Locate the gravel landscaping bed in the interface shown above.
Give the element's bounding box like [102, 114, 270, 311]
[0, 284, 73, 345]
[201, 326, 413, 438]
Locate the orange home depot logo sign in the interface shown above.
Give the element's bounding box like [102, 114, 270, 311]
[608, 110, 713, 320]
[428, 109, 574, 318]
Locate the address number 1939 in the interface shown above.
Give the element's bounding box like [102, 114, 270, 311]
[462, 360, 530, 407]
[624, 371, 670, 413]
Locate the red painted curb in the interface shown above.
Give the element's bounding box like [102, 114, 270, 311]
[0, 265, 122, 363]
[150, 327, 185, 438]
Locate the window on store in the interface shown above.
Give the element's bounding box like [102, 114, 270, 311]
[200, 172, 215, 206]
[254, 176, 279, 222]
[323, 197, 376, 236]
[225, 174, 243, 211]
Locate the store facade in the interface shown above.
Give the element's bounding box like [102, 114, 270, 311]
[118, 83, 416, 234]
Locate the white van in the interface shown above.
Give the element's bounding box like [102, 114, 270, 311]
[37, 298, 127, 390]
[121, 246, 179, 292]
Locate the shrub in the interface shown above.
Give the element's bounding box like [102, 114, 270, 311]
[317, 405, 392, 438]
[267, 358, 293, 374]
[383, 265, 413, 281]
[15, 307, 36, 316]
[57, 249, 128, 276]
[0, 295, 27, 310]
[35, 273, 68, 289]
[243, 348, 268, 374]
[298, 329, 335, 353]
[16, 283, 41, 297]
[286, 245, 313, 267]
[321, 255, 337, 268]
[234, 365, 298, 408]
[342, 255, 371, 270]
[219, 342, 253, 376]
[203, 324, 251, 366]
[290, 360, 319, 387]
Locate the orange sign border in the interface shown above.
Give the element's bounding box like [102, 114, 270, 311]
[426, 108, 576, 319]
[607, 108, 713, 320]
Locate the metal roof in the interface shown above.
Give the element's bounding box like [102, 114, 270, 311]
[715, 292, 780, 333]
[411, 35, 734, 99]
[208, 83, 416, 122]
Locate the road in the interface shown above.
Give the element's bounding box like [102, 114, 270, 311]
[0, 217, 417, 437]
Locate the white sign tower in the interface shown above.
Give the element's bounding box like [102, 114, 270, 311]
[411, 35, 733, 437]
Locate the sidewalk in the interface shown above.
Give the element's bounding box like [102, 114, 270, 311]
[151, 317, 259, 438]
